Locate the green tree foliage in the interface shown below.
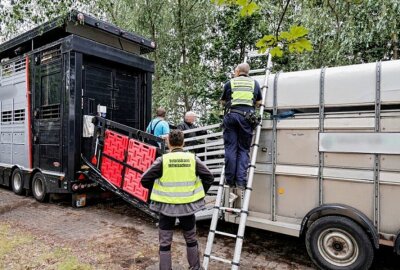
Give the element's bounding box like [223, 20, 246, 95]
[104, 0, 214, 124]
[212, 0, 313, 58]
[1, 0, 400, 125]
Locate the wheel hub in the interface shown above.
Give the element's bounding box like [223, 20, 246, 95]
[318, 228, 359, 267]
[13, 173, 22, 190]
[34, 178, 44, 197]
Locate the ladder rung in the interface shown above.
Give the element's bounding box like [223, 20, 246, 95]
[247, 51, 267, 58]
[249, 68, 265, 74]
[210, 255, 232, 264]
[219, 206, 241, 213]
[214, 230, 237, 238]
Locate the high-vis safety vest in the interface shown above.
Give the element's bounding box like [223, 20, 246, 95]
[230, 76, 256, 107]
[150, 152, 205, 204]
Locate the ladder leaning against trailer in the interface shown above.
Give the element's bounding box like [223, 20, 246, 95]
[202, 51, 273, 269]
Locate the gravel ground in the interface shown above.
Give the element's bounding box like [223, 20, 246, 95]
[0, 188, 399, 270]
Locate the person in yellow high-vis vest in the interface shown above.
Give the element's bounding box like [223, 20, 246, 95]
[141, 129, 214, 270]
[220, 63, 262, 190]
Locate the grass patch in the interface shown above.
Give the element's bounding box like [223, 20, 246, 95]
[28, 247, 93, 270]
[0, 224, 92, 270]
[0, 224, 33, 259]
[58, 256, 92, 270]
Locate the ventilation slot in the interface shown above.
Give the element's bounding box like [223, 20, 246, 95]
[41, 48, 61, 64]
[40, 104, 60, 119]
[0, 59, 26, 79]
[1, 111, 12, 123]
[14, 109, 25, 122]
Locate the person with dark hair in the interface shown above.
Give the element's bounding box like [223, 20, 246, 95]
[141, 129, 214, 270]
[146, 107, 170, 146]
[221, 63, 262, 189]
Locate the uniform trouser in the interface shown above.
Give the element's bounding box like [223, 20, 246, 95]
[159, 213, 201, 270]
[223, 112, 253, 186]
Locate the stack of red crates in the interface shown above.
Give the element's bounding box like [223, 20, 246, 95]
[100, 130, 157, 202]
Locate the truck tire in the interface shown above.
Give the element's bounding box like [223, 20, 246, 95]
[32, 172, 48, 202]
[11, 169, 24, 195]
[305, 216, 374, 270]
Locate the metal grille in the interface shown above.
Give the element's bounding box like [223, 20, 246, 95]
[40, 104, 60, 119]
[41, 48, 61, 64]
[1, 111, 12, 123]
[14, 109, 25, 122]
[0, 59, 26, 79]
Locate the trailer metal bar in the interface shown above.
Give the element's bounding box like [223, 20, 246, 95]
[271, 71, 280, 222]
[318, 67, 326, 205]
[182, 124, 220, 134]
[374, 61, 382, 230]
[184, 132, 223, 142]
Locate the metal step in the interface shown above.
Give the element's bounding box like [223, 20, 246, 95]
[246, 50, 268, 58]
[219, 206, 241, 213]
[249, 68, 265, 75]
[214, 230, 237, 238]
[209, 255, 232, 265]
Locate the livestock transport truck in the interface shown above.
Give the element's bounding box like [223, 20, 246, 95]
[0, 11, 162, 211]
[186, 60, 400, 269]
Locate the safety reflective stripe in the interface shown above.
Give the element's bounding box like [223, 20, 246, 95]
[232, 87, 254, 92]
[156, 180, 197, 187]
[151, 186, 204, 197]
[232, 98, 253, 105]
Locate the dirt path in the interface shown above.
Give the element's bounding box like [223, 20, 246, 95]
[0, 188, 399, 270]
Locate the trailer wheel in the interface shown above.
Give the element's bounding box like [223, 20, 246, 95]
[305, 216, 374, 270]
[32, 172, 48, 202]
[11, 169, 24, 195]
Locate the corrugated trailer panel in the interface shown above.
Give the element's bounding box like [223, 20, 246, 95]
[381, 60, 400, 104]
[277, 129, 319, 166]
[248, 173, 272, 214]
[323, 179, 374, 220]
[380, 184, 400, 234]
[276, 176, 319, 220]
[0, 59, 29, 169]
[324, 62, 376, 106]
[254, 60, 400, 109]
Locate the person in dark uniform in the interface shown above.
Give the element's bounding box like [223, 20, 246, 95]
[177, 111, 207, 154]
[220, 63, 262, 189]
[141, 129, 214, 270]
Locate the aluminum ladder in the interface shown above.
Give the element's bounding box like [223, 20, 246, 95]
[203, 51, 273, 269]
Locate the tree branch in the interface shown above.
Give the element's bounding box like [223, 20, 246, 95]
[275, 0, 291, 41]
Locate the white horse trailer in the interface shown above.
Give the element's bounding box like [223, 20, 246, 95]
[187, 60, 400, 270]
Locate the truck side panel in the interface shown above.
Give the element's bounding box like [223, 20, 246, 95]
[0, 59, 30, 170]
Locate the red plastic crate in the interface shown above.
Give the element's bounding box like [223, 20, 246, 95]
[100, 130, 129, 188]
[100, 157, 123, 187]
[103, 130, 128, 161]
[123, 168, 149, 202]
[122, 139, 157, 202]
[126, 139, 157, 172]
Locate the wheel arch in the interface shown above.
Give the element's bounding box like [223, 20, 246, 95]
[10, 165, 24, 174]
[395, 231, 400, 255]
[300, 204, 379, 249]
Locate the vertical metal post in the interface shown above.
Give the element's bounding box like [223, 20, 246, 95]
[373, 61, 381, 231]
[318, 67, 326, 205]
[271, 71, 280, 222]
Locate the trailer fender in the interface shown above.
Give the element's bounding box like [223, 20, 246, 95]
[395, 231, 400, 255]
[300, 204, 379, 249]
